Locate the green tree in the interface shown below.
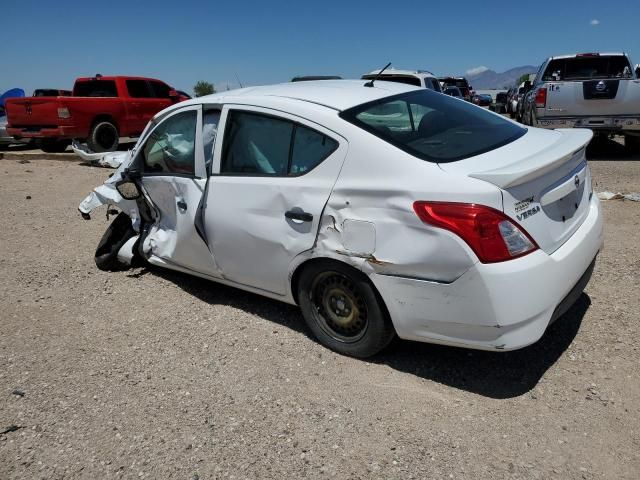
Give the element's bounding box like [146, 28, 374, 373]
[516, 73, 532, 85]
[193, 81, 215, 97]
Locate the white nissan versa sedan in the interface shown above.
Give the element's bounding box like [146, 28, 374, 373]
[79, 80, 603, 358]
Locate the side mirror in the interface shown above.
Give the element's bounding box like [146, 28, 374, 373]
[168, 89, 179, 98]
[115, 180, 141, 200]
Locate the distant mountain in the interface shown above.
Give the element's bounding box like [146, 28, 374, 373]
[466, 65, 537, 90]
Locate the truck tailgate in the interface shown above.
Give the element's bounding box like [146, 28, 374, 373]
[544, 79, 640, 117]
[5, 97, 61, 127]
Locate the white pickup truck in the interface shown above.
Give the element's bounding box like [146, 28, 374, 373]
[522, 52, 640, 150]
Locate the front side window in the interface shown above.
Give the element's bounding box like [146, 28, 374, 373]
[142, 110, 197, 175]
[341, 90, 526, 163]
[127, 80, 152, 98]
[221, 111, 338, 176]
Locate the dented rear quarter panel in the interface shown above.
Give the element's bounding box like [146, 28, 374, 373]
[291, 119, 504, 297]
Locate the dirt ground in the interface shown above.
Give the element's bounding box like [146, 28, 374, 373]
[1, 139, 639, 479]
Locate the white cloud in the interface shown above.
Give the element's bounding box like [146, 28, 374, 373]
[590, 19, 600, 26]
[466, 66, 489, 76]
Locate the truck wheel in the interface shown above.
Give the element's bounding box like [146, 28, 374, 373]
[40, 139, 71, 153]
[297, 260, 396, 358]
[625, 135, 640, 153]
[88, 121, 119, 153]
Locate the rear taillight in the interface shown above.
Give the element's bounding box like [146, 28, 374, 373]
[535, 87, 547, 108]
[57, 107, 70, 119]
[413, 202, 538, 263]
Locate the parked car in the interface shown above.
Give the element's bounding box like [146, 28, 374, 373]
[506, 83, 527, 118]
[443, 86, 463, 98]
[492, 91, 508, 113]
[520, 52, 640, 150]
[5, 75, 189, 153]
[33, 89, 72, 97]
[439, 77, 472, 100]
[472, 93, 493, 107]
[362, 69, 442, 92]
[79, 80, 603, 358]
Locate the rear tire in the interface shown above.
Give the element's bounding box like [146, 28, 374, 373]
[40, 138, 71, 153]
[95, 212, 138, 271]
[297, 261, 395, 358]
[87, 121, 119, 153]
[625, 134, 640, 153]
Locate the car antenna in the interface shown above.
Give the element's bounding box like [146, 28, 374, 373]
[235, 72, 244, 89]
[364, 62, 391, 88]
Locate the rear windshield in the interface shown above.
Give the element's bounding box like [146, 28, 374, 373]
[543, 56, 632, 80]
[362, 75, 421, 87]
[441, 78, 469, 88]
[73, 80, 118, 97]
[340, 90, 526, 163]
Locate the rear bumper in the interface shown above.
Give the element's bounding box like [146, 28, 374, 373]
[6, 125, 85, 139]
[0, 125, 30, 145]
[370, 194, 603, 351]
[534, 114, 640, 132]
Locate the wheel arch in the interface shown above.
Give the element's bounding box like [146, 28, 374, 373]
[290, 256, 390, 319]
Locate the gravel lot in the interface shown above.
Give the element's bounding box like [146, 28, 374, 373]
[1, 139, 639, 479]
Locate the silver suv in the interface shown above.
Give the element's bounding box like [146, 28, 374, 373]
[361, 69, 442, 92]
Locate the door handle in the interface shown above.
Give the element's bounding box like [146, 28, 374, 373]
[177, 199, 187, 211]
[285, 210, 313, 222]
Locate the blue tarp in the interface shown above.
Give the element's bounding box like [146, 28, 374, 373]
[0, 88, 25, 108]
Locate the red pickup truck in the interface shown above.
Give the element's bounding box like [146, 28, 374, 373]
[5, 75, 189, 152]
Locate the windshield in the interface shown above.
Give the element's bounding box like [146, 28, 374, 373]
[340, 90, 526, 163]
[543, 56, 632, 80]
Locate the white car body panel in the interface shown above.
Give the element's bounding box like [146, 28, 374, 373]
[79, 80, 603, 352]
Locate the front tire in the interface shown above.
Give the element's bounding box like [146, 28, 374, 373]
[87, 121, 119, 152]
[297, 261, 395, 358]
[94, 212, 138, 271]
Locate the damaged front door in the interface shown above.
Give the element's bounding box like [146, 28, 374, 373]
[205, 106, 347, 295]
[136, 105, 221, 277]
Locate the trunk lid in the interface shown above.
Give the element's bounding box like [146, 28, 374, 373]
[5, 97, 62, 127]
[439, 127, 593, 254]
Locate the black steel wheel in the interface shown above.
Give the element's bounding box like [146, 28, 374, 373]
[298, 261, 395, 358]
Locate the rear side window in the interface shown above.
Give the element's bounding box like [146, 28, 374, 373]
[341, 89, 526, 163]
[149, 81, 170, 98]
[291, 126, 337, 174]
[73, 80, 117, 97]
[126, 80, 152, 98]
[221, 111, 338, 176]
[426, 78, 441, 92]
[543, 56, 632, 80]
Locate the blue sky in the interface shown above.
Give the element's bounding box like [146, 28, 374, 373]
[1, 0, 638, 95]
